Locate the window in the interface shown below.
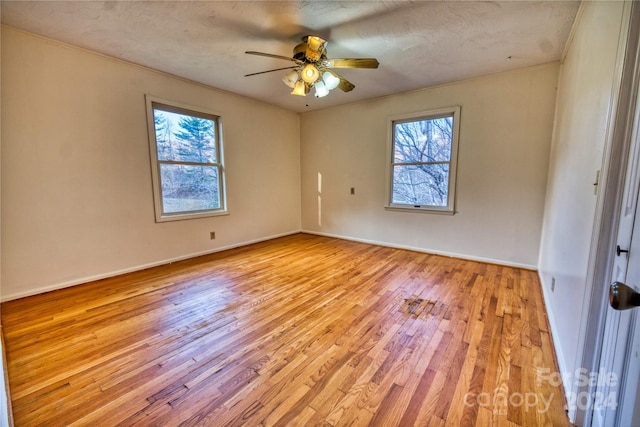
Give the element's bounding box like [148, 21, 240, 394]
[145, 96, 226, 222]
[387, 106, 460, 214]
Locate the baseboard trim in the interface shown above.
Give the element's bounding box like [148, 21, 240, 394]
[1, 230, 301, 303]
[301, 230, 538, 270]
[537, 271, 571, 415]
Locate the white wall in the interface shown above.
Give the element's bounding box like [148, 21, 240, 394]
[300, 64, 559, 268]
[1, 28, 301, 301]
[538, 0, 627, 397]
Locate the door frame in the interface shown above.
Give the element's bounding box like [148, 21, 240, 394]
[574, 2, 640, 425]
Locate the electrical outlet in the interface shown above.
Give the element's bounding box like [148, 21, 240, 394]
[551, 277, 556, 292]
[210, 231, 216, 240]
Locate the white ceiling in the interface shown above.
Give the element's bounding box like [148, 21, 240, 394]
[1, 1, 580, 113]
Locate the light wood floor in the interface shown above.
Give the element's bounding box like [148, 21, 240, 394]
[1, 233, 572, 426]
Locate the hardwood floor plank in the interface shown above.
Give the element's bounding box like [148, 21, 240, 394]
[1, 234, 572, 426]
[460, 364, 485, 426]
[443, 320, 484, 426]
[434, 333, 469, 418]
[398, 368, 437, 426]
[368, 383, 405, 426]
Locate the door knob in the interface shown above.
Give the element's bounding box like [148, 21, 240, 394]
[610, 281, 640, 310]
[616, 245, 629, 256]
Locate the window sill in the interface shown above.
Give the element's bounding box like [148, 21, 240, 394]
[156, 209, 229, 223]
[384, 205, 455, 215]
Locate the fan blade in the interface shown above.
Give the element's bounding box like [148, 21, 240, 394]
[325, 58, 379, 69]
[245, 51, 300, 63]
[325, 69, 355, 92]
[245, 66, 297, 77]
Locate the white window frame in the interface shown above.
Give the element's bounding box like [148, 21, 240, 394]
[385, 106, 461, 214]
[145, 95, 227, 222]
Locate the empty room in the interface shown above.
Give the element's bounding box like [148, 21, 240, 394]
[2, 1, 640, 426]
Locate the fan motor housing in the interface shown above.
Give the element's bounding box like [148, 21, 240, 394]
[293, 42, 307, 61]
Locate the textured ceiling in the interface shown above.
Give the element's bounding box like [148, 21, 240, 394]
[1, 1, 580, 112]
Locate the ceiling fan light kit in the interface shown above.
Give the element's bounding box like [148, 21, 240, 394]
[314, 81, 329, 98]
[305, 36, 326, 57]
[282, 69, 299, 88]
[323, 72, 340, 90]
[301, 63, 321, 83]
[246, 35, 379, 99]
[291, 80, 308, 96]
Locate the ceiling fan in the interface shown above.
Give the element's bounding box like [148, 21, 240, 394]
[245, 35, 379, 98]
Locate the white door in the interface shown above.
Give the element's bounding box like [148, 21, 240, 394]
[598, 229, 640, 426]
[593, 66, 640, 427]
[598, 222, 640, 427]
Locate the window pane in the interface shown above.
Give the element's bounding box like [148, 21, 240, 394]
[160, 164, 220, 214]
[394, 116, 453, 163]
[154, 110, 217, 163]
[392, 164, 449, 206]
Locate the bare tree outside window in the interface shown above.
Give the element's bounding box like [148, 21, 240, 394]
[388, 107, 460, 213]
